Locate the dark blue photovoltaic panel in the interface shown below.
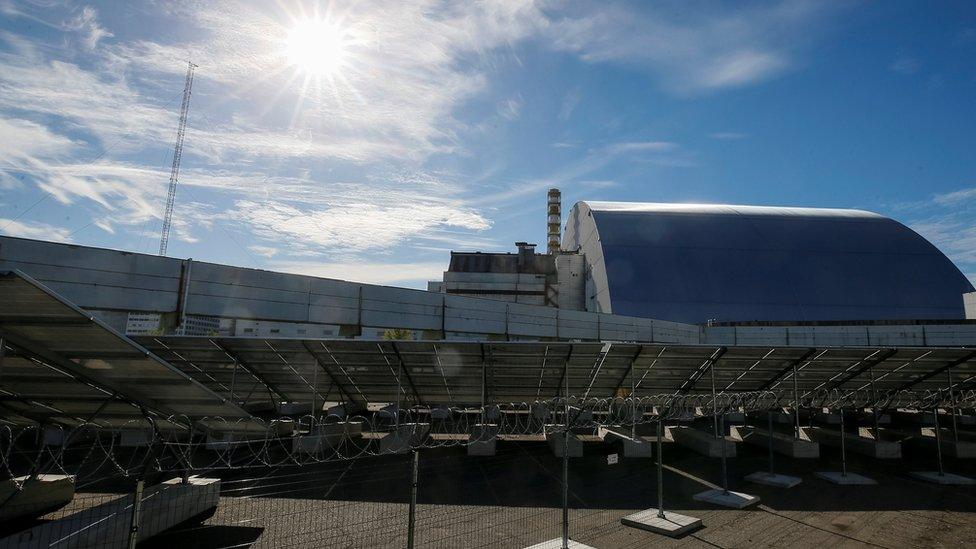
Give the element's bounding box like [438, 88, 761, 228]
[574, 203, 973, 323]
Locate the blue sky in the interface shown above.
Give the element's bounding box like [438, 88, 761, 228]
[1, 1, 975, 287]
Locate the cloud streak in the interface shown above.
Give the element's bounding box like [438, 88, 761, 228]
[545, 1, 842, 94]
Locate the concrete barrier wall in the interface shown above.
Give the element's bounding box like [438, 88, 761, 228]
[4, 236, 975, 347]
[0, 236, 700, 343]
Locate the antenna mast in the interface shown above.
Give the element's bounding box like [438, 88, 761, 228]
[158, 61, 196, 256]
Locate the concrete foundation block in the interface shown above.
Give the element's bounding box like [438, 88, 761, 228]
[531, 402, 551, 421]
[908, 471, 976, 485]
[119, 429, 154, 447]
[0, 475, 75, 522]
[600, 428, 653, 457]
[736, 426, 819, 458]
[671, 426, 736, 458]
[430, 405, 452, 420]
[278, 402, 315, 416]
[41, 428, 95, 447]
[621, 509, 702, 537]
[770, 411, 796, 424]
[546, 430, 583, 457]
[806, 427, 902, 459]
[293, 421, 363, 454]
[910, 428, 976, 459]
[726, 412, 746, 424]
[468, 424, 499, 456]
[524, 539, 596, 549]
[954, 414, 975, 426]
[0, 477, 219, 549]
[693, 489, 759, 509]
[799, 409, 840, 425]
[327, 404, 348, 419]
[744, 472, 802, 488]
[378, 423, 430, 454]
[815, 471, 876, 485]
[205, 420, 295, 450]
[893, 409, 935, 426]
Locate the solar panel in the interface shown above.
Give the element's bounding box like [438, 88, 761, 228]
[0, 271, 253, 427]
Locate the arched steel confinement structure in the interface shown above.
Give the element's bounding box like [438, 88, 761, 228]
[562, 202, 975, 324]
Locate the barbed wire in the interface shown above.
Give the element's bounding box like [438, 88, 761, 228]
[1, 388, 973, 489]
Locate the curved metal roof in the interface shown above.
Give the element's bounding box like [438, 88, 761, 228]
[563, 201, 974, 323]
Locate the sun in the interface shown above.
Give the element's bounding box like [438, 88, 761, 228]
[284, 18, 348, 76]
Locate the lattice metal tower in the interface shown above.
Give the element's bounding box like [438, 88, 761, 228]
[158, 61, 197, 256]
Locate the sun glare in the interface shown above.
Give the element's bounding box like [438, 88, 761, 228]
[284, 18, 348, 76]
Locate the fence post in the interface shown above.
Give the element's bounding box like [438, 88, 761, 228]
[933, 408, 944, 477]
[561, 366, 569, 549]
[839, 407, 847, 478]
[656, 419, 664, 518]
[407, 449, 419, 549]
[128, 479, 145, 549]
[710, 365, 729, 494]
[767, 410, 775, 476]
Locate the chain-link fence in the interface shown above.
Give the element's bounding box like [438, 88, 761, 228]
[1, 388, 973, 548]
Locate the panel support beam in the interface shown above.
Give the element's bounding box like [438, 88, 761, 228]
[208, 339, 288, 404]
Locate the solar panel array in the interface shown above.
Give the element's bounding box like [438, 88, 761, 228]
[140, 338, 976, 410]
[2, 269, 974, 429]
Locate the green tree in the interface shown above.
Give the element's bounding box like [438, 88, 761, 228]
[382, 328, 413, 340]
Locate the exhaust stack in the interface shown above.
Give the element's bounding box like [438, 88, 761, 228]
[547, 188, 561, 254]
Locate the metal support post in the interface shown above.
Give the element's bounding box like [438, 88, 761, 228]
[767, 411, 775, 475]
[656, 419, 665, 519]
[710, 364, 729, 493]
[396, 354, 404, 430]
[313, 364, 319, 417]
[839, 407, 848, 478]
[481, 354, 487, 427]
[407, 449, 419, 549]
[0, 337, 5, 386]
[229, 359, 238, 405]
[933, 408, 944, 477]
[792, 361, 801, 439]
[710, 364, 719, 437]
[948, 367, 958, 444]
[719, 413, 729, 494]
[869, 367, 880, 437]
[630, 360, 637, 441]
[128, 479, 145, 549]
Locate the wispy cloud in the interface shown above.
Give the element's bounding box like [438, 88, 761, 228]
[904, 186, 976, 281]
[890, 55, 920, 75]
[601, 141, 678, 155]
[545, 1, 843, 94]
[64, 6, 112, 51]
[497, 96, 523, 121]
[0, 218, 72, 242]
[226, 199, 490, 255]
[709, 132, 748, 140]
[559, 87, 582, 121]
[248, 245, 278, 258]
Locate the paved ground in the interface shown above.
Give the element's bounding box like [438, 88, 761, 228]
[136, 429, 976, 549]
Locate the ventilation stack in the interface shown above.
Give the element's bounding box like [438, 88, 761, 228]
[547, 188, 562, 254]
